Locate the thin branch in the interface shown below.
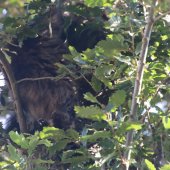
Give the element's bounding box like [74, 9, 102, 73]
[141, 0, 149, 21]
[0, 49, 27, 133]
[16, 75, 64, 84]
[123, 0, 158, 169]
[155, 10, 170, 21]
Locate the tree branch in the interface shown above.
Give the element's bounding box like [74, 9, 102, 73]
[16, 75, 64, 84]
[123, 0, 158, 169]
[155, 10, 170, 21]
[0, 49, 27, 133]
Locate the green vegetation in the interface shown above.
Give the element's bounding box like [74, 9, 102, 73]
[0, 0, 170, 169]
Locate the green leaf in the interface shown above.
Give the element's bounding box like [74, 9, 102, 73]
[66, 129, 79, 140]
[119, 121, 142, 132]
[80, 131, 111, 142]
[9, 131, 29, 149]
[124, 122, 142, 131]
[97, 35, 128, 57]
[7, 145, 21, 162]
[38, 139, 53, 147]
[54, 139, 70, 152]
[101, 152, 115, 165]
[108, 90, 126, 111]
[84, 0, 107, 7]
[62, 149, 88, 164]
[162, 116, 170, 129]
[135, 42, 142, 55]
[91, 76, 102, 91]
[69, 46, 80, 57]
[84, 92, 101, 105]
[33, 158, 54, 165]
[94, 64, 114, 88]
[161, 35, 168, 41]
[0, 161, 11, 168]
[145, 159, 156, 170]
[28, 135, 39, 155]
[160, 164, 170, 170]
[40, 127, 66, 140]
[75, 106, 107, 121]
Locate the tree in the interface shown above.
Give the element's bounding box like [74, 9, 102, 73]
[0, 0, 170, 170]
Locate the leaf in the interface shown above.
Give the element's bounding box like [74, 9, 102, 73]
[162, 116, 170, 129]
[0, 161, 11, 168]
[38, 139, 53, 147]
[62, 149, 88, 164]
[97, 35, 128, 57]
[135, 42, 142, 55]
[69, 46, 80, 57]
[91, 76, 102, 91]
[84, 0, 107, 7]
[118, 121, 142, 133]
[94, 64, 114, 88]
[40, 127, 66, 140]
[101, 152, 115, 165]
[33, 158, 54, 165]
[124, 122, 142, 131]
[9, 131, 29, 149]
[84, 92, 101, 105]
[108, 90, 126, 111]
[7, 145, 21, 162]
[161, 35, 168, 41]
[66, 129, 79, 140]
[114, 55, 131, 65]
[145, 159, 156, 170]
[160, 164, 170, 170]
[80, 131, 111, 142]
[54, 139, 70, 152]
[75, 106, 107, 121]
[28, 135, 39, 155]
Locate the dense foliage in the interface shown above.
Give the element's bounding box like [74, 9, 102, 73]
[0, 0, 170, 170]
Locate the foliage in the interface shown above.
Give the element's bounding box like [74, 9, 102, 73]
[0, 0, 170, 170]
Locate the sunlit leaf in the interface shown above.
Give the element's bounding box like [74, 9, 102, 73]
[40, 127, 66, 140]
[97, 35, 128, 57]
[108, 90, 126, 110]
[145, 159, 156, 170]
[118, 121, 142, 133]
[162, 116, 170, 129]
[80, 131, 111, 142]
[84, 92, 101, 105]
[9, 131, 29, 149]
[38, 139, 53, 147]
[94, 64, 114, 88]
[75, 106, 107, 121]
[160, 164, 170, 170]
[84, 0, 107, 7]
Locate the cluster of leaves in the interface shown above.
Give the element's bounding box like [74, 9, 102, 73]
[0, 0, 170, 169]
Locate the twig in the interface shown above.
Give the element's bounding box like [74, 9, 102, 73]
[0, 49, 27, 133]
[155, 10, 170, 21]
[16, 75, 64, 84]
[123, 0, 158, 169]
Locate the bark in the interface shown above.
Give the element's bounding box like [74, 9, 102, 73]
[123, 0, 158, 169]
[0, 49, 27, 133]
